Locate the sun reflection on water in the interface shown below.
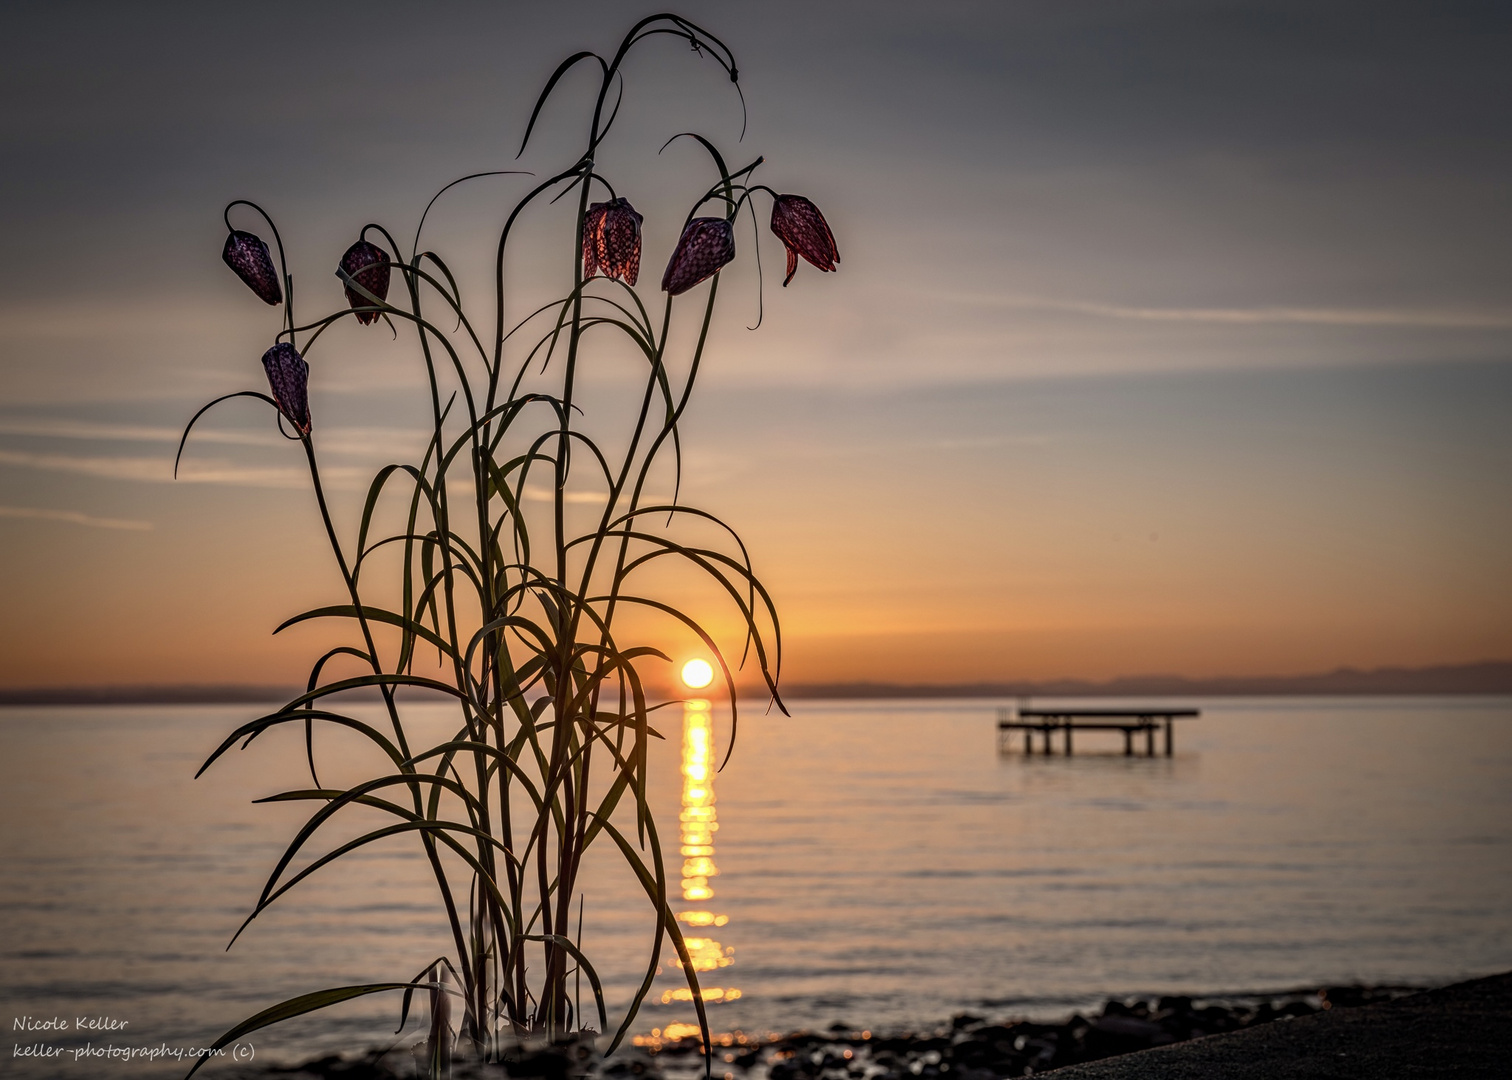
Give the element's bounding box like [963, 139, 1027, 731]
[660, 697, 739, 1008]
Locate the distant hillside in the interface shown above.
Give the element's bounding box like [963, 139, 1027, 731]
[2, 660, 1509, 705]
[780, 660, 1512, 700]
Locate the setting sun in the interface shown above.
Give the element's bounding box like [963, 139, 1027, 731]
[681, 658, 715, 689]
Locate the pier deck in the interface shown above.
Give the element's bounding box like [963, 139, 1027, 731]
[997, 707, 1199, 756]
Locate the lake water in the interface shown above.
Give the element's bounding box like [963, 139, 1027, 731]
[3, 697, 1511, 1074]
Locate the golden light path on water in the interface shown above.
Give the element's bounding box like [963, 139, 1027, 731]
[641, 697, 741, 1045]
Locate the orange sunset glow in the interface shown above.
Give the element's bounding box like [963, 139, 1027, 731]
[0, 2, 1507, 697]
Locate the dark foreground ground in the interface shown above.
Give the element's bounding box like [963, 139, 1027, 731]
[225, 973, 1511, 1080]
[1037, 971, 1512, 1079]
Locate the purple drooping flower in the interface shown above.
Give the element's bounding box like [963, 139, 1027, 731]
[337, 239, 391, 325]
[261, 342, 311, 435]
[222, 230, 283, 305]
[661, 217, 735, 296]
[582, 198, 643, 286]
[769, 195, 839, 287]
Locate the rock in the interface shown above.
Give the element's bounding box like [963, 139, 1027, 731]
[1091, 1016, 1163, 1040]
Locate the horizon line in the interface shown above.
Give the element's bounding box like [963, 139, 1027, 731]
[2, 659, 1509, 705]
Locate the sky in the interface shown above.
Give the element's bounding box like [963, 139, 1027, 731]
[0, 0, 1509, 690]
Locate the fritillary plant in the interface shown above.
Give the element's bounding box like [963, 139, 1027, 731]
[177, 14, 839, 1078]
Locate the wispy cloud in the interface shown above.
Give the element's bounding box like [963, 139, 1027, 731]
[0, 416, 280, 447]
[962, 294, 1512, 330]
[0, 448, 326, 488]
[516, 484, 682, 506]
[925, 434, 1052, 451]
[0, 416, 429, 455]
[522, 484, 610, 505]
[0, 299, 481, 373]
[0, 505, 151, 530]
[312, 427, 434, 458]
[0, 300, 237, 341]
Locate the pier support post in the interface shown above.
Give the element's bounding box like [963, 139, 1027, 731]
[1064, 723, 1073, 755]
[1123, 729, 1133, 756]
[1024, 729, 1031, 755]
[1164, 718, 1173, 756]
[1145, 722, 1155, 757]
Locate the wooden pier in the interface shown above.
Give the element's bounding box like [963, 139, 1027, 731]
[997, 707, 1199, 756]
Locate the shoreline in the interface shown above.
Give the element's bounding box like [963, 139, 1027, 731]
[214, 980, 1446, 1079]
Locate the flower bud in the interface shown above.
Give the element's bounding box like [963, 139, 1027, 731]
[337, 240, 391, 325]
[661, 218, 735, 296]
[222, 230, 283, 305]
[583, 198, 643, 286]
[261, 342, 311, 435]
[769, 195, 839, 286]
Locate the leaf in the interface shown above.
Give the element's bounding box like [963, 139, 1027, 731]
[523, 934, 608, 1032]
[175, 391, 282, 477]
[185, 984, 421, 1078]
[276, 603, 457, 659]
[518, 52, 606, 158]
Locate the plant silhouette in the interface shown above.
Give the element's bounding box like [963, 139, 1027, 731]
[178, 14, 838, 1079]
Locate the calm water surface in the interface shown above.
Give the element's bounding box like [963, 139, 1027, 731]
[2, 697, 1510, 1074]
